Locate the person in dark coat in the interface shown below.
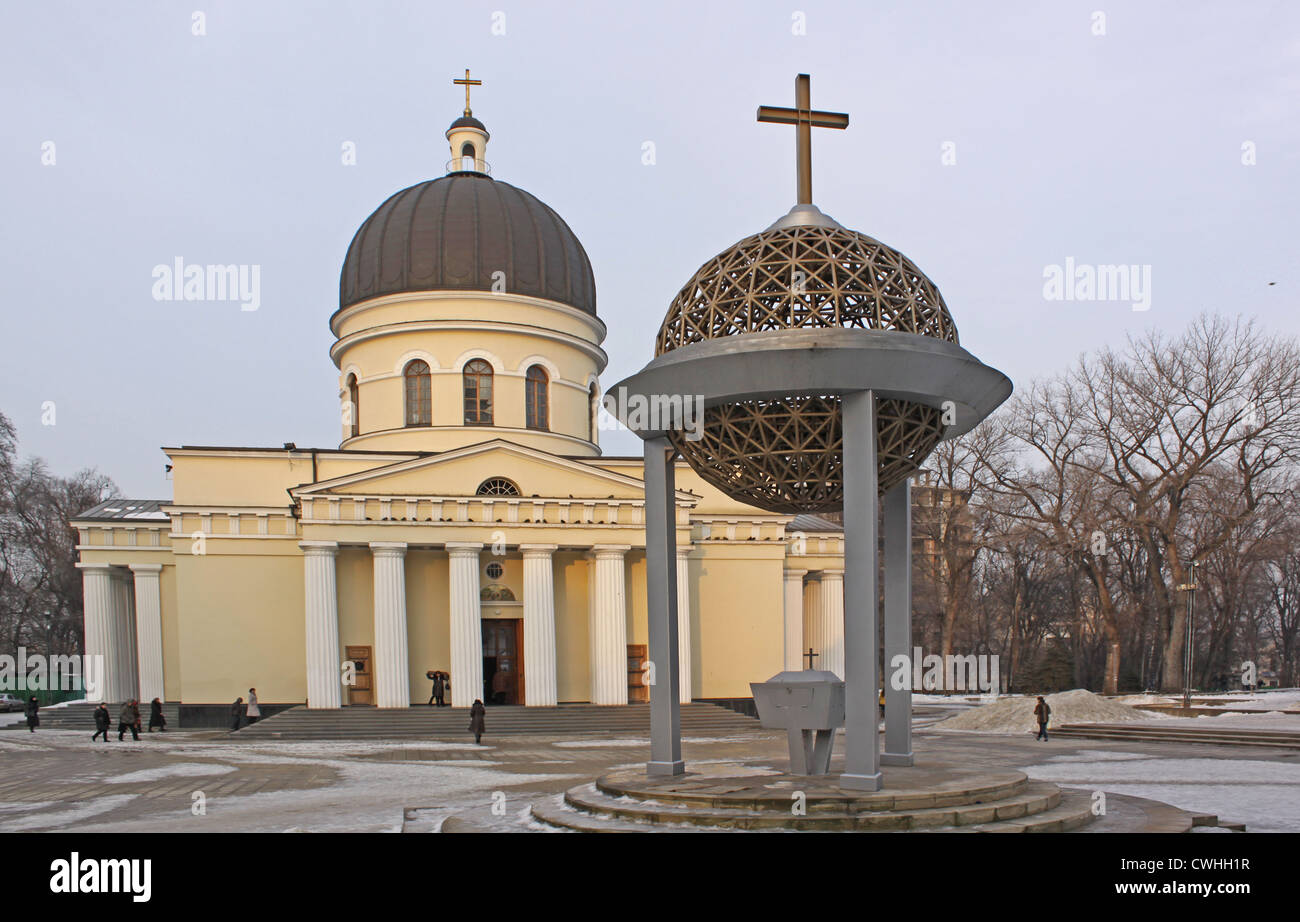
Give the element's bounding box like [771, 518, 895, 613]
[24, 696, 39, 732]
[92, 703, 111, 741]
[468, 698, 486, 745]
[230, 696, 244, 732]
[1034, 696, 1051, 741]
[148, 697, 166, 732]
[118, 700, 140, 741]
[430, 671, 446, 707]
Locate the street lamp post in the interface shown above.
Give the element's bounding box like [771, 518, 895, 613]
[1177, 562, 1199, 710]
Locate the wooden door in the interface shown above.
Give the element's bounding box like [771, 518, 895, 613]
[482, 620, 523, 705]
[346, 645, 373, 706]
[627, 644, 649, 703]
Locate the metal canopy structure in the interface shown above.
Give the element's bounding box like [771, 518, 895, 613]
[615, 73, 1013, 790]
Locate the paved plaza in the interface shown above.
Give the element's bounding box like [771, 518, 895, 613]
[2, 711, 1297, 833]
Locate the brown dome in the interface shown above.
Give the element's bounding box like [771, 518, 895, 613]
[338, 173, 596, 316]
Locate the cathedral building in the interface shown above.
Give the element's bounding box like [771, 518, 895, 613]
[72, 86, 851, 717]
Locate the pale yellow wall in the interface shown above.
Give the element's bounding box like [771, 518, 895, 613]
[172, 549, 306, 704]
[626, 552, 647, 647]
[337, 548, 374, 662]
[694, 545, 786, 699]
[405, 551, 450, 702]
[333, 293, 605, 456]
[554, 551, 591, 702]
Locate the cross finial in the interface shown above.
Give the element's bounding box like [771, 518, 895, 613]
[803, 648, 820, 670]
[757, 74, 849, 206]
[453, 68, 482, 117]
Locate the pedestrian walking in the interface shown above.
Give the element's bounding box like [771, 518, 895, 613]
[92, 703, 111, 742]
[24, 696, 39, 732]
[118, 699, 140, 741]
[1034, 695, 1051, 741]
[469, 698, 486, 745]
[246, 688, 261, 724]
[230, 696, 244, 731]
[148, 697, 167, 732]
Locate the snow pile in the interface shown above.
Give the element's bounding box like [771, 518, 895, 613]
[932, 689, 1157, 733]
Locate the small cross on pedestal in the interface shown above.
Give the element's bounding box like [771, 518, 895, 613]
[453, 68, 482, 116]
[803, 648, 819, 670]
[757, 73, 849, 206]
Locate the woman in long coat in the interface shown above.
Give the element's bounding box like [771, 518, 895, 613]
[92, 703, 111, 741]
[469, 698, 486, 745]
[148, 697, 166, 732]
[24, 696, 38, 732]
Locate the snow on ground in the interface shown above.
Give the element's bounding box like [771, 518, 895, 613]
[107, 762, 239, 784]
[932, 689, 1160, 732]
[1130, 711, 1300, 731]
[1023, 751, 1300, 833]
[551, 735, 756, 748]
[0, 794, 139, 832]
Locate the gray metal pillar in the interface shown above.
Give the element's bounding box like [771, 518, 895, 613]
[644, 437, 685, 776]
[840, 390, 882, 790]
[882, 478, 913, 766]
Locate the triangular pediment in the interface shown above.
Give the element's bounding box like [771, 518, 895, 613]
[293, 440, 689, 502]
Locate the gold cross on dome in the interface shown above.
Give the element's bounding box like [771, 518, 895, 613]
[757, 74, 849, 205]
[453, 68, 482, 116]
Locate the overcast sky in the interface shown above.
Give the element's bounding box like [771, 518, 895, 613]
[2, 1, 1296, 498]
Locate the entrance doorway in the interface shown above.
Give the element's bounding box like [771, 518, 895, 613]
[345, 645, 373, 706]
[482, 619, 523, 705]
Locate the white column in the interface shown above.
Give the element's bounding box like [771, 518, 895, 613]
[301, 541, 342, 709]
[77, 563, 116, 704]
[589, 545, 630, 705]
[783, 569, 808, 672]
[522, 544, 558, 707]
[676, 546, 693, 704]
[803, 575, 823, 669]
[447, 543, 483, 708]
[370, 542, 410, 708]
[129, 564, 165, 703]
[820, 569, 845, 679]
[110, 569, 137, 702]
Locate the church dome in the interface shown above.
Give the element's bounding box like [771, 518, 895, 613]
[338, 173, 597, 316]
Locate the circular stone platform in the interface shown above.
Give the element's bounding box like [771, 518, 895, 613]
[527, 759, 1209, 833]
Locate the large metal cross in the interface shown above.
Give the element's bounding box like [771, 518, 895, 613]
[757, 73, 849, 205]
[453, 68, 482, 116]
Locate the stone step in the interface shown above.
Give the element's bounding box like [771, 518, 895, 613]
[940, 789, 1096, 833]
[3, 702, 180, 731]
[559, 780, 1062, 831]
[1053, 724, 1300, 749]
[595, 763, 1030, 813]
[233, 703, 761, 739]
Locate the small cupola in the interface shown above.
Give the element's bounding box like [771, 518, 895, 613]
[446, 68, 490, 175]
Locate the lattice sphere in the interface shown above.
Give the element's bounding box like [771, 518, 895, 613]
[656, 223, 959, 513]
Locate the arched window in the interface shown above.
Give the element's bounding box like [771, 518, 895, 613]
[463, 359, 493, 425]
[345, 373, 360, 438]
[525, 365, 549, 430]
[404, 360, 431, 427]
[476, 477, 520, 496]
[588, 382, 599, 443]
[460, 142, 476, 172]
